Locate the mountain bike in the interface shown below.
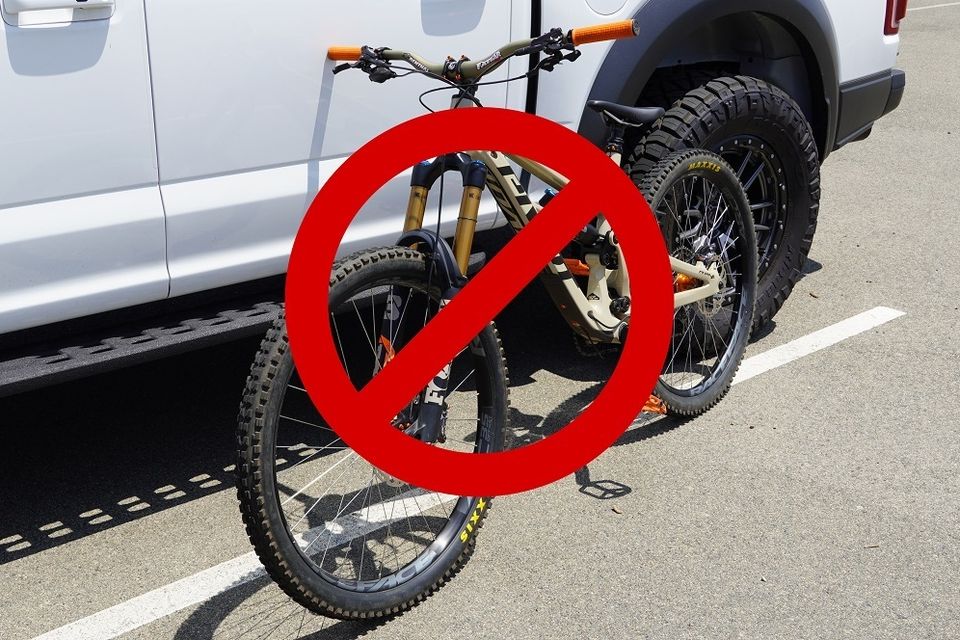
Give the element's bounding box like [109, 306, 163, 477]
[236, 19, 757, 620]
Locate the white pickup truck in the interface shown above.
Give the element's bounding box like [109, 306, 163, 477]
[0, 0, 906, 395]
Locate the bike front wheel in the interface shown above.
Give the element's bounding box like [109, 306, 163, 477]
[236, 247, 509, 619]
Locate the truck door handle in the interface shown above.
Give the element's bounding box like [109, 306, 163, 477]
[3, 0, 114, 13]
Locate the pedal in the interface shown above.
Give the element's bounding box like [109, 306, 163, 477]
[642, 395, 667, 415]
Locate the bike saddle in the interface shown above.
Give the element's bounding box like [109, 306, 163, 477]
[587, 100, 664, 126]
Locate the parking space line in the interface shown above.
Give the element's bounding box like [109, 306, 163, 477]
[32, 489, 456, 640]
[31, 552, 266, 640]
[30, 306, 905, 640]
[733, 306, 905, 385]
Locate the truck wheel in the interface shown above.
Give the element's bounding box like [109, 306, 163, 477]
[627, 75, 821, 330]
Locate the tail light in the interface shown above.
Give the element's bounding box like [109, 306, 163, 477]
[885, 0, 908, 35]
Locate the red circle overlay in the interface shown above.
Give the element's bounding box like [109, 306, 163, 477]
[286, 108, 673, 496]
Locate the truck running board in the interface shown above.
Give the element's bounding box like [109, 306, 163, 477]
[0, 250, 488, 398]
[0, 295, 282, 398]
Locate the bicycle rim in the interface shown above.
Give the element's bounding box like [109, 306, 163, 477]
[655, 171, 750, 396]
[270, 272, 496, 593]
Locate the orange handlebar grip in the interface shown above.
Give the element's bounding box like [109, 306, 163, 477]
[327, 45, 363, 61]
[570, 19, 639, 46]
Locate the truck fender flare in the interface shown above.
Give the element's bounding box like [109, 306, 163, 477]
[578, 0, 839, 155]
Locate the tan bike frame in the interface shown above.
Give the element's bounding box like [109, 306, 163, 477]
[400, 100, 722, 345]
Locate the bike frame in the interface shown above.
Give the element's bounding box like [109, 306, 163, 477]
[398, 98, 722, 346]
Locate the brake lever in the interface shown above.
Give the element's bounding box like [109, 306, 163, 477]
[335, 46, 399, 83]
[516, 27, 567, 57]
[368, 65, 398, 83]
[539, 48, 581, 73]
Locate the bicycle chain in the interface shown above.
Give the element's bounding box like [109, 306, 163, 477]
[573, 333, 621, 358]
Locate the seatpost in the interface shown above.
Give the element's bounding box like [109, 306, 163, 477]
[603, 119, 627, 164]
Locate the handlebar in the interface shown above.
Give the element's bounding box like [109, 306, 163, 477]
[328, 45, 364, 61]
[570, 19, 639, 46]
[326, 19, 639, 82]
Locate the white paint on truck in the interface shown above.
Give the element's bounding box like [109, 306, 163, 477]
[0, 0, 905, 335]
[0, 0, 167, 334]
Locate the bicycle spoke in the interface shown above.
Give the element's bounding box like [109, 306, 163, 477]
[280, 450, 359, 508]
[351, 299, 380, 369]
[256, 265, 498, 593]
[280, 414, 334, 432]
[331, 313, 352, 382]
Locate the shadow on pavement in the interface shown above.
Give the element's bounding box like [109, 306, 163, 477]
[0, 336, 261, 563]
[513, 379, 692, 502]
[164, 361, 683, 640]
[0, 246, 808, 631]
[0, 272, 607, 564]
[173, 571, 382, 640]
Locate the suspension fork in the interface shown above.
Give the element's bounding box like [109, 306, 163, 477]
[375, 154, 489, 443]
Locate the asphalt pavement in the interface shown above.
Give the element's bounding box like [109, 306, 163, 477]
[3, 4, 959, 639]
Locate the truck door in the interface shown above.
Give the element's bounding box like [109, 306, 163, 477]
[143, 0, 515, 297]
[0, 0, 168, 334]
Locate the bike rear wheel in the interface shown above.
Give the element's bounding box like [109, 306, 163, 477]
[236, 247, 509, 619]
[638, 150, 757, 416]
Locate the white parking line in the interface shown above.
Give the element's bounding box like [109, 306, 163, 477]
[733, 306, 906, 384]
[32, 489, 456, 640]
[908, 2, 960, 11]
[31, 306, 905, 640]
[32, 552, 266, 640]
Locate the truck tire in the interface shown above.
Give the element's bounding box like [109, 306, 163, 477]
[627, 75, 821, 330]
[635, 65, 734, 110]
[621, 65, 730, 153]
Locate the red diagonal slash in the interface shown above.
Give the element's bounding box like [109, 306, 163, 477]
[286, 108, 673, 496]
[360, 182, 592, 423]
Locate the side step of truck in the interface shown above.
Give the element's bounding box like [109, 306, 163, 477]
[0, 250, 490, 398]
[0, 293, 282, 398]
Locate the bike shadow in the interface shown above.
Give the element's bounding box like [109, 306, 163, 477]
[509, 381, 689, 501]
[172, 570, 383, 640]
[168, 382, 687, 640]
[495, 277, 620, 388]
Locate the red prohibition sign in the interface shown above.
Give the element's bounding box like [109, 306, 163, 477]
[286, 108, 673, 497]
